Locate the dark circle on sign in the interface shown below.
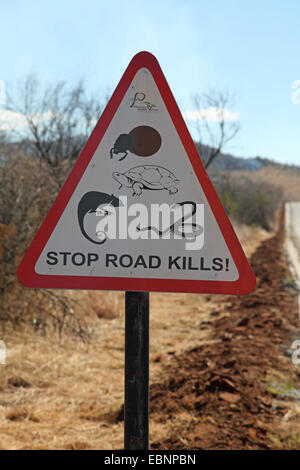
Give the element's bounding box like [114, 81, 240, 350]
[72, 253, 85, 266]
[120, 254, 133, 268]
[129, 126, 161, 157]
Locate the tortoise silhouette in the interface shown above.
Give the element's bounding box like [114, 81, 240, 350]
[110, 126, 161, 161]
[112, 165, 180, 196]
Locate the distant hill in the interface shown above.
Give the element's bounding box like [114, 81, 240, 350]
[195, 143, 300, 173]
[195, 144, 300, 202]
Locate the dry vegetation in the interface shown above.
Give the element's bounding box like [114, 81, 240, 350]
[0, 155, 89, 337]
[213, 171, 283, 231]
[229, 165, 300, 202]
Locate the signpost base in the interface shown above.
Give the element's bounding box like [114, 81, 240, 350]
[124, 291, 149, 450]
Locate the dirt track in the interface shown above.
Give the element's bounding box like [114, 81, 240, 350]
[146, 208, 300, 449]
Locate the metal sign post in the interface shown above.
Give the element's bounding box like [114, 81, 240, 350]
[124, 291, 149, 450]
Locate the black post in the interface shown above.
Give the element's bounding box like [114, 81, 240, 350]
[124, 291, 149, 450]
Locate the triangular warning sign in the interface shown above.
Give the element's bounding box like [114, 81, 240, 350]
[17, 51, 255, 294]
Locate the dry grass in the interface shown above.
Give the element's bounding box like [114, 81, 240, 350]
[229, 166, 300, 202]
[0, 224, 269, 450]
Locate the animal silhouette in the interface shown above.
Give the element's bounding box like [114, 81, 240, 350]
[77, 191, 120, 244]
[136, 201, 203, 239]
[110, 126, 161, 161]
[112, 165, 180, 196]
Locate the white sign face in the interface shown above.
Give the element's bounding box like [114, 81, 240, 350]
[34, 67, 238, 283]
[18, 52, 255, 294]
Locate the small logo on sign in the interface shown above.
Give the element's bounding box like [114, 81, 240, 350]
[130, 92, 158, 112]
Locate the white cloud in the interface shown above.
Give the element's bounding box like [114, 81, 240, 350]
[0, 109, 56, 131]
[0, 110, 27, 131]
[183, 107, 240, 122]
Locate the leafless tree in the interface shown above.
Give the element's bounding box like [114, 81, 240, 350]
[5, 74, 106, 167]
[192, 89, 240, 169]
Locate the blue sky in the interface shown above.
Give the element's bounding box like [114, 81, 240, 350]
[1, 0, 300, 165]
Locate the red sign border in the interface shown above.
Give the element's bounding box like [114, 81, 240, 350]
[17, 51, 256, 295]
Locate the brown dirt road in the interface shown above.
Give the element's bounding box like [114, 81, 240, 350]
[148, 208, 300, 449]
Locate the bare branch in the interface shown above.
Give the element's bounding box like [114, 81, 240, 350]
[191, 89, 240, 169]
[3, 74, 106, 167]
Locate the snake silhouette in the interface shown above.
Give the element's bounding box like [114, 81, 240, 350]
[136, 201, 203, 239]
